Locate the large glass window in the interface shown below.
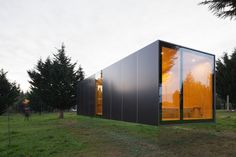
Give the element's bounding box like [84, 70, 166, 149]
[161, 47, 181, 121]
[95, 71, 103, 116]
[182, 49, 213, 120]
[161, 44, 214, 122]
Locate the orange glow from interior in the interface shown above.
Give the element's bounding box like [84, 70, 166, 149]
[161, 47, 213, 121]
[96, 72, 103, 116]
[183, 52, 213, 120]
[162, 47, 180, 121]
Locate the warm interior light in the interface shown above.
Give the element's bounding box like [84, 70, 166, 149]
[161, 46, 213, 121]
[183, 52, 213, 120]
[96, 71, 103, 116]
[162, 47, 180, 121]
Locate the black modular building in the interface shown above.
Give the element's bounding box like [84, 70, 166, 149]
[77, 40, 215, 125]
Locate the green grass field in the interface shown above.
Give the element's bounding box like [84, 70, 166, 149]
[0, 110, 236, 157]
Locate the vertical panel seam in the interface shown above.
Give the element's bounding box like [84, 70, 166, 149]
[121, 62, 123, 120]
[157, 42, 160, 125]
[110, 73, 112, 119]
[136, 54, 139, 123]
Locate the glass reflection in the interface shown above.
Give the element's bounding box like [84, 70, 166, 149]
[162, 47, 180, 121]
[182, 49, 213, 120]
[95, 71, 103, 115]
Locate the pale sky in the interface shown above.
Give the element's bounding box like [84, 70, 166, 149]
[0, 0, 236, 92]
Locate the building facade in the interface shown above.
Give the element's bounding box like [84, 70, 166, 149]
[77, 40, 215, 125]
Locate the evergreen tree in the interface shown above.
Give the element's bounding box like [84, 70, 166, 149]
[28, 43, 85, 118]
[0, 69, 20, 115]
[78, 65, 85, 81]
[216, 49, 236, 108]
[200, 0, 236, 19]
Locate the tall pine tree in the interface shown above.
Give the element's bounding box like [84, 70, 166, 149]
[0, 69, 20, 115]
[28, 43, 85, 118]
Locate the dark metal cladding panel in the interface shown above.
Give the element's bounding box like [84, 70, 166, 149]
[102, 67, 111, 119]
[76, 83, 79, 114]
[110, 61, 122, 120]
[84, 79, 89, 115]
[87, 77, 91, 115]
[77, 81, 82, 114]
[77, 82, 82, 115]
[137, 41, 159, 125]
[77, 76, 96, 116]
[79, 80, 85, 115]
[88, 75, 96, 116]
[122, 53, 137, 123]
[81, 81, 85, 115]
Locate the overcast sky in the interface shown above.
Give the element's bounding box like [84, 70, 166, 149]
[0, 0, 236, 92]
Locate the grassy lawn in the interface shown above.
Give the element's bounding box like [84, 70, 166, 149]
[0, 110, 236, 157]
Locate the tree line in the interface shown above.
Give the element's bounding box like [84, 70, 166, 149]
[0, 43, 84, 118]
[216, 49, 236, 109]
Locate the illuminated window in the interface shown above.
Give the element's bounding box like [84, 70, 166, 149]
[161, 47, 180, 121]
[95, 71, 103, 115]
[182, 50, 213, 120]
[161, 46, 214, 121]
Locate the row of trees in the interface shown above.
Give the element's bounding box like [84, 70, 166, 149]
[216, 49, 236, 109]
[0, 44, 85, 118]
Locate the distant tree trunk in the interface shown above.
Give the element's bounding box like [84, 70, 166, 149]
[59, 110, 64, 119]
